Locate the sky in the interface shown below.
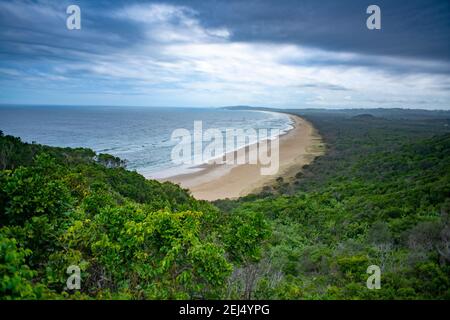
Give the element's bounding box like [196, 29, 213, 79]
[0, 0, 449, 109]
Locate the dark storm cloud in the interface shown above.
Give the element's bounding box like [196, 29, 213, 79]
[0, 0, 146, 64]
[178, 0, 450, 63]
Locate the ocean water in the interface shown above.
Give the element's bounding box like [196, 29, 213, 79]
[0, 106, 293, 178]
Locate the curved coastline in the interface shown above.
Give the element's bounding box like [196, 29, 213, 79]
[159, 112, 324, 201]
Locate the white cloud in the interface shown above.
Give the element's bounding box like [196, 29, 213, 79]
[114, 3, 230, 43]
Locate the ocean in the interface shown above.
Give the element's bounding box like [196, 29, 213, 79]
[0, 106, 293, 178]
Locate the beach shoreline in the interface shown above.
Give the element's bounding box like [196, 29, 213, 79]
[160, 113, 324, 201]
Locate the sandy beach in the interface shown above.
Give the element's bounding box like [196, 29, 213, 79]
[162, 113, 324, 201]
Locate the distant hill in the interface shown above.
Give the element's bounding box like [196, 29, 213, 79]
[222, 106, 450, 121]
[351, 114, 383, 120]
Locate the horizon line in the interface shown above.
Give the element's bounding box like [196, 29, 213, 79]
[0, 103, 450, 112]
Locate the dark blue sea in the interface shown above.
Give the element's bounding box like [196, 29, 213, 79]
[0, 106, 292, 178]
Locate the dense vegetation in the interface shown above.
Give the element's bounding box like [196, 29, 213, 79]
[1, 108, 450, 299]
[0, 131, 268, 299]
[217, 108, 450, 299]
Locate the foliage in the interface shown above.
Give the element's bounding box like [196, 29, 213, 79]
[0, 133, 252, 299]
[216, 109, 450, 299]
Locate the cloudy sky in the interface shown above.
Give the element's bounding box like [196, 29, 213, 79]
[0, 0, 449, 109]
